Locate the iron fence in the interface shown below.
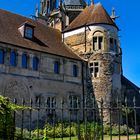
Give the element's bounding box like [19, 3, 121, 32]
[1, 96, 140, 140]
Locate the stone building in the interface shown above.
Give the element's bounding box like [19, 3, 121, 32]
[0, 9, 87, 127]
[63, 3, 122, 122]
[0, 0, 139, 126]
[35, 0, 87, 30]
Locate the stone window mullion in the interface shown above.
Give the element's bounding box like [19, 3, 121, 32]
[97, 37, 99, 50]
[17, 51, 22, 68]
[29, 54, 34, 70]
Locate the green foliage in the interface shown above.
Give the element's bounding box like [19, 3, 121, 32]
[0, 95, 29, 140]
[15, 128, 44, 140]
[79, 122, 101, 140]
[0, 95, 15, 139]
[104, 124, 135, 136]
[44, 123, 77, 138]
[43, 122, 101, 140]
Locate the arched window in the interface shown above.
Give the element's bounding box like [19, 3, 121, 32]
[22, 53, 28, 69]
[32, 56, 39, 71]
[10, 50, 16, 66]
[0, 49, 4, 64]
[54, 61, 60, 74]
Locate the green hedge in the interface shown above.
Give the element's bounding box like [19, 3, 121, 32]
[15, 122, 102, 140]
[104, 124, 135, 136]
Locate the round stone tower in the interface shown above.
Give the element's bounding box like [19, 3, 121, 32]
[63, 3, 122, 123]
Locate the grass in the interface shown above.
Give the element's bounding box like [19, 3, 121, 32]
[49, 135, 140, 140]
[49, 137, 77, 140]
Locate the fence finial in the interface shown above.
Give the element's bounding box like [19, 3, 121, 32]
[125, 96, 128, 106]
[22, 98, 25, 105]
[14, 98, 17, 104]
[133, 96, 136, 106]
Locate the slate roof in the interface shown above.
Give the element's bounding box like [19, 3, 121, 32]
[121, 75, 140, 92]
[64, 0, 86, 6]
[0, 9, 81, 60]
[64, 3, 118, 32]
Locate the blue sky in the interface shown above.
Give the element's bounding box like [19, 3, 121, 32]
[0, 0, 140, 87]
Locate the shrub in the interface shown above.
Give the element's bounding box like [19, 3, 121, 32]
[79, 122, 101, 140]
[44, 122, 77, 138]
[0, 96, 15, 139]
[104, 124, 135, 136]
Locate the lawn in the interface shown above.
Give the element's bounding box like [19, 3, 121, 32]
[49, 135, 140, 140]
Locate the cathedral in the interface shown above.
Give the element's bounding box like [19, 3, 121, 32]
[35, 0, 140, 122]
[0, 0, 139, 126]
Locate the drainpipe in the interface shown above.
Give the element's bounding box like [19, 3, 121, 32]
[84, 25, 87, 52]
[81, 61, 85, 121]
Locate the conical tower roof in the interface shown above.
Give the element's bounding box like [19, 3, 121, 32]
[64, 3, 118, 32]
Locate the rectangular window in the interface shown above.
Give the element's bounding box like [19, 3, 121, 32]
[54, 61, 60, 74]
[99, 37, 103, 50]
[110, 38, 113, 44]
[110, 38, 114, 51]
[46, 96, 56, 115]
[0, 49, 4, 64]
[25, 26, 33, 39]
[89, 62, 99, 78]
[114, 39, 117, 51]
[93, 37, 97, 50]
[73, 64, 78, 77]
[10, 51, 17, 66]
[93, 36, 103, 50]
[69, 95, 80, 109]
[47, 97, 56, 108]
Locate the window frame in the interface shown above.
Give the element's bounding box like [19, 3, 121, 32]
[22, 53, 28, 69]
[73, 64, 78, 77]
[32, 56, 39, 71]
[10, 50, 17, 66]
[24, 25, 34, 39]
[0, 49, 4, 64]
[54, 61, 60, 74]
[109, 38, 118, 52]
[93, 36, 103, 51]
[89, 61, 99, 78]
[69, 95, 80, 109]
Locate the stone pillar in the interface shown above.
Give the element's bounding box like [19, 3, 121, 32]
[5, 49, 10, 66]
[29, 54, 34, 70]
[17, 51, 22, 68]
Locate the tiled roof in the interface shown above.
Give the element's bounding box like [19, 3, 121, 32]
[64, 0, 86, 6]
[64, 3, 118, 32]
[0, 9, 81, 60]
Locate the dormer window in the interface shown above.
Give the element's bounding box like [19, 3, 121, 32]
[25, 26, 33, 39]
[18, 21, 35, 40]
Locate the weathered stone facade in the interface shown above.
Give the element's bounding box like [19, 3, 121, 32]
[0, 41, 86, 127]
[64, 24, 122, 123]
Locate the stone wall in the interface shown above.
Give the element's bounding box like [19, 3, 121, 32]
[64, 24, 122, 123]
[0, 42, 86, 128]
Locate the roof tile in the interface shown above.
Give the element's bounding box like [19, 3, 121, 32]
[64, 3, 118, 32]
[0, 9, 81, 60]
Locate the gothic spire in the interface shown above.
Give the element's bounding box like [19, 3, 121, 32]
[35, 4, 39, 17]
